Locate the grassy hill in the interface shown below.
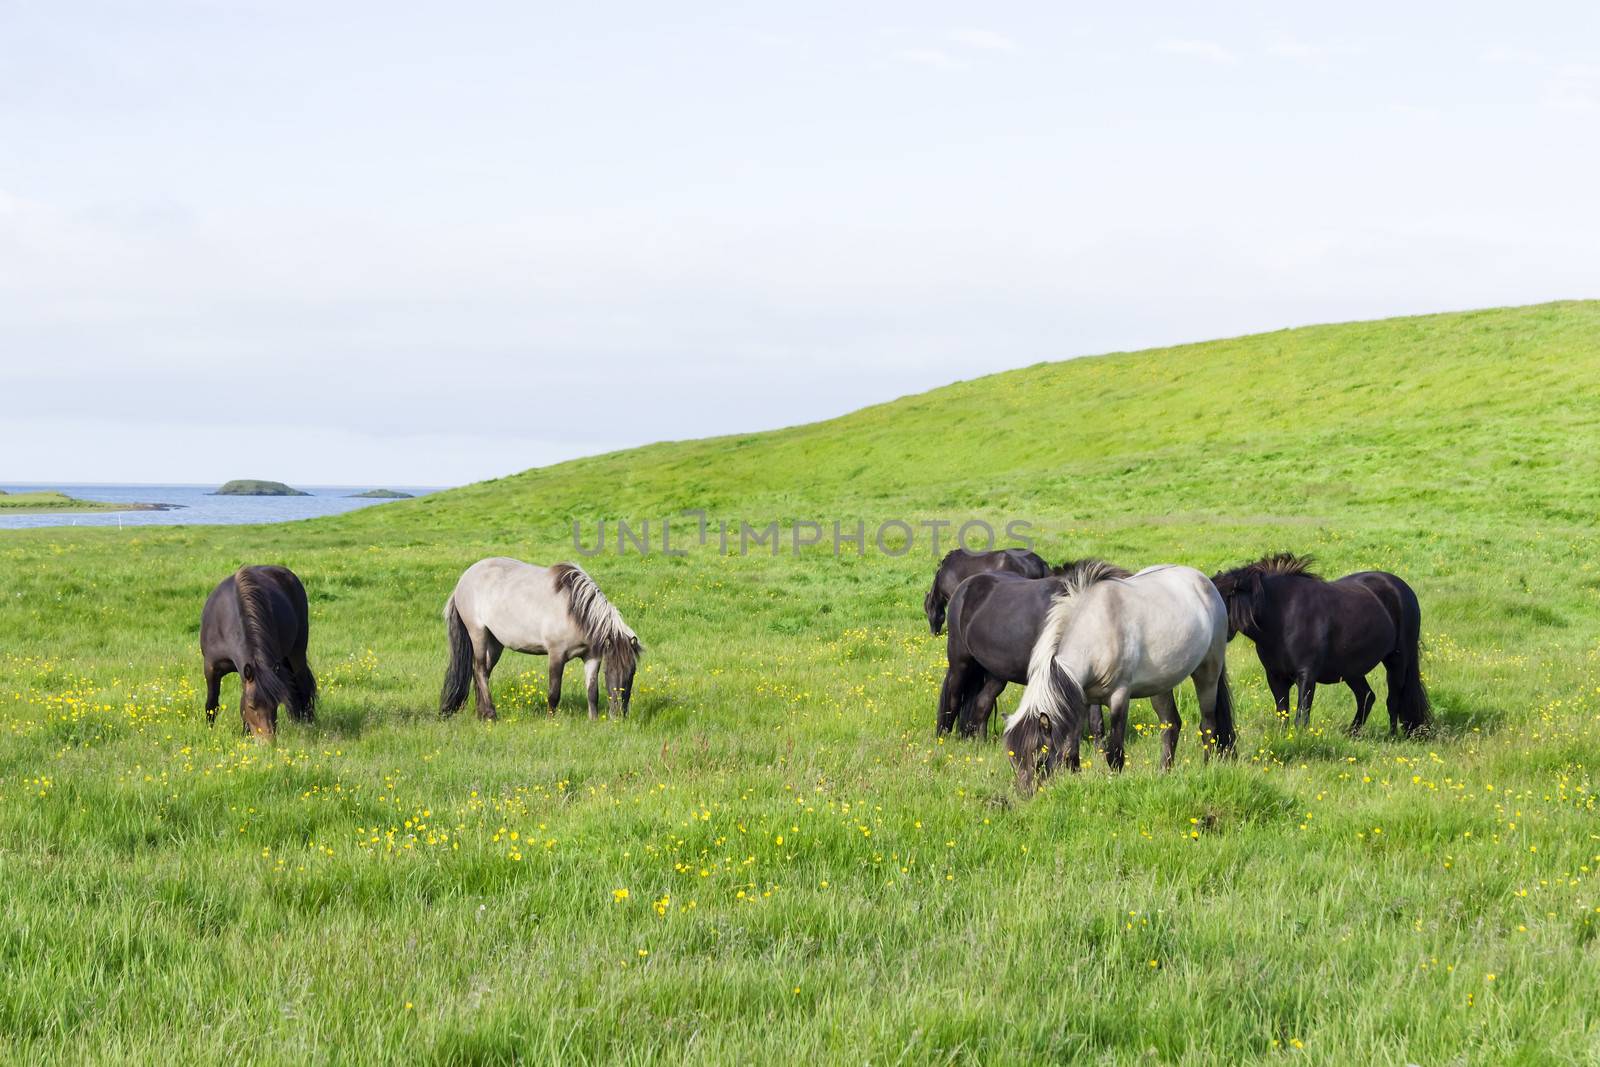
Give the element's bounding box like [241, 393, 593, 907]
[2, 301, 1597, 1064]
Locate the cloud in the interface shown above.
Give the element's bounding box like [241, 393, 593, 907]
[894, 48, 967, 72]
[1155, 39, 1236, 65]
[947, 28, 1018, 52]
[1542, 63, 1599, 112]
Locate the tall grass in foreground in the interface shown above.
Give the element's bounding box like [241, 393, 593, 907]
[1, 302, 1598, 1064]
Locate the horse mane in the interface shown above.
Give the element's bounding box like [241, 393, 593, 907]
[1018, 563, 1123, 701]
[1236, 552, 1319, 580]
[1211, 553, 1318, 637]
[232, 566, 292, 710]
[550, 563, 641, 675]
[1052, 557, 1132, 586]
[1052, 558, 1130, 597]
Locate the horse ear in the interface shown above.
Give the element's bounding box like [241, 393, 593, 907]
[242, 662, 256, 683]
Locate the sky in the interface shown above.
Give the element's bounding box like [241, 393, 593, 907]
[2, 2, 1597, 486]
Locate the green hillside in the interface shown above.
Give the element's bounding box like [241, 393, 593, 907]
[2, 301, 1598, 1064]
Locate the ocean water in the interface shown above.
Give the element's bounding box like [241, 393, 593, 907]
[0, 484, 442, 529]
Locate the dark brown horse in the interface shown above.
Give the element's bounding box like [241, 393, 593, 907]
[201, 565, 316, 737]
[924, 548, 1052, 635]
[1211, 553, 1429, 736]
[937, 559, 1132, 739]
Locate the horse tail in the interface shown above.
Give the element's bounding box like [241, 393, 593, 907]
[439, 596, 472, 716]
[1004, 594, 1086, 791]
[1391, 584, 1431, 736]
[950, 668, 996, 737]
[284, 569, 316, 720]
[937, 668, 982, 735]
[1211, 660, 1236, 756]
[290, 660, 318, 720]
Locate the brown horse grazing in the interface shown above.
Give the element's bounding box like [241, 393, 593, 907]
[924, 548, 1052, 635]
[200, 565, 316, 737]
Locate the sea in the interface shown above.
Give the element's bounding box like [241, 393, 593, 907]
[0, 484, 443, 530]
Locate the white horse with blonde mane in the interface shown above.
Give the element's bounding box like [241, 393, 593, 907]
[1004, 563, 1233, 790]
[440, 557, 641, 720]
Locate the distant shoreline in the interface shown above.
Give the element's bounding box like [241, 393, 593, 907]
[0, 490, 183, 515]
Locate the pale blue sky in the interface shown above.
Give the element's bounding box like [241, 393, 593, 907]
[2, 2, 1596, 485]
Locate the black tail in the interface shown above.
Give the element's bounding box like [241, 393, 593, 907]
[955, 671, 990, 737]
[1210, 662, 1236, 756]
[440, 598, 472, 716]
[289, 661, 318, 721]
[1391, 591, 1431, 735]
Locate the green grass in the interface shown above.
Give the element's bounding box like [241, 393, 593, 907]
[0, 491, 151, 513]
[3, 300, 1599, 1064]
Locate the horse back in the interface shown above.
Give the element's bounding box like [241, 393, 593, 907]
[450, 557, 581, 653]
[201, 565, 308, 662]
[938, 548, 1050, 598]
[947, 573, 1059, 683]
[1064, 566, 1223, 696]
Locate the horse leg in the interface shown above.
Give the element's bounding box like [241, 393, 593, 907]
[1151, 690, 1182, 771]
[1087, 704, 1105, 745]
[472, 635, 499, 721]
[204, 662, 223, 726]
[547, 653, 566, 716]
[1293, 670, 1316, 728]
[1346, 676, 1376, 736]
[1193, 657, 1226, 760]
[1380, 652, 1405, 736]
[936, 664, 964, 735]
[1103, 691, 1131, 772]
[1266, 670, 1292, 722]
[584, 655, 602, 720]
[967, 674, 1006, 739]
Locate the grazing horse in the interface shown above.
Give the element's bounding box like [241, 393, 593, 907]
[440, 557, 642, 720]
[924, 548, 1052, 635]
[1004, 565, 1234, 791]
[200, 565, 316, 737]
[1211, 553, 1429, 737]
[937, 560, 1132, 739]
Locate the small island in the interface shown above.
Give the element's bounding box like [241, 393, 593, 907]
[0, 490, 179, 514]
[347, 488, 414, 499]
[212, 479, 310, 497]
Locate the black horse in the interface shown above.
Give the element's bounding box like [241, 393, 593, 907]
[936, 559, 1131, 738]
[1211, 553, 1429, 736]
[201, 565, 317, 737]
[924, 548, 1052, 635]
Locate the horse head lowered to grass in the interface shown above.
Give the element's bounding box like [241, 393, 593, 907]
[1004, 564, 1235, 792]
[200, 565, 317, 738]
[937, 559, 1132, 740]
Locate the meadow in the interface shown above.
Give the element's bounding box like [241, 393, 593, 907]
[2, 302, 1598, 1064]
